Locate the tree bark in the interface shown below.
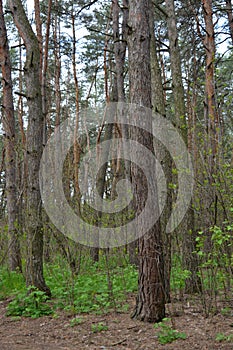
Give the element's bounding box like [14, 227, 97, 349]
[149, 1, 172, 302]
[165, 0, 186, 133]
[8, 0, 51, 296]
[112, 0, 138, 265]
[128, 0, 165, 322]
[71, 10, 81, 207]
[0, 0, 22, 272]
[202, 0, 219, 171]
[165, 0, 200, 293]
[225, 0, 233, 45]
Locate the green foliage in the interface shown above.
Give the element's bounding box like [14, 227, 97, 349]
[194, 222, 233, 315]
[91, 322, 108, 333]
[154, 318, 187, 344]
[70, 317, 84, 327]
[0, 267, 25, 300]
[221, 307, 232, 316]
[215, 332, 233, 342]
[1, 255, 137, 319]
[6, 286, 53, 318]
[170, 254, 191, 294]
[45, 262, 137, 314]
[195, 224, 233, 290]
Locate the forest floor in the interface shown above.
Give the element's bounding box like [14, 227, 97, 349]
[0, 295, 233, 350]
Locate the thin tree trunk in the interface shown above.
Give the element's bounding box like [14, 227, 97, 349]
[41, 0, 52, 263]
[0, 0, 22, 272]
[225, 0, 233, 45]
[34, 0, 43, 83]
[112, 0, 138, 265]
[165, 0, 200, 293]
[9, 0, 51, 296]
[16, 36, 26, 241]
[165, 0, 186, 133]
[199, 0, 220, 255]
[202, 0, 219, 171]
[90, 12, 112, 262]
[42, 0, 52, 143]
[71, 10, 81, 207]
[53, 1, 61, 129]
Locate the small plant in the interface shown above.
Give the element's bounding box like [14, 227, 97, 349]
[117, 303, 130, 313]
[6, 286, 53, 318]
[215, 332, 233, 342]
[70, 317, 83, 327]
[154, 318, 187, 345]
[10, 316, 21, 321]
[221, 307, 232, 316]
[91, 322, 108, 333]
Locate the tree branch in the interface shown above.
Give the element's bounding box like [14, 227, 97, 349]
[77, 0, 99, 16]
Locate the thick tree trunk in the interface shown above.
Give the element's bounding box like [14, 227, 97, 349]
[0, 0, 22, 272]
[128, 0, 165, 322]
[149, 2, 172, 302]
[9, 0, 51, 296]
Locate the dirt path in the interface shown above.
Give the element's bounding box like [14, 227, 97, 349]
[0, 298, 233, 349]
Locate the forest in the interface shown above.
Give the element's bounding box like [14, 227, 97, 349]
[0, 0, 233, 349]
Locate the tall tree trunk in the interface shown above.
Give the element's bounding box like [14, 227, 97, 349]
[9, 0, 51, 296]
[42, 0, 52, 143]
[128, 0, 165, 322]
[17, 36, 27, 236]
[38, 0, 52, 263]
[112, 0, 138, 265]
[112, 0, 128, 103]
[71, 10, 81, 208]
[149, 1, 171, 302]
[89, 11, 113, 262]
[202, 0, 219, 171]
[165, 0, 186, 133]
[34, 0, 43, 83]
[0, 0, 22, 272]
[165, 0, 200, 293]
[198, 0, 220, 257]
[225, 0, 233, 45]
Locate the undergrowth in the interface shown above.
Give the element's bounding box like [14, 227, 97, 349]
[2, 244, 232, 319]
[1, 257, 138, 318]
[6, 286, 53, 318]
